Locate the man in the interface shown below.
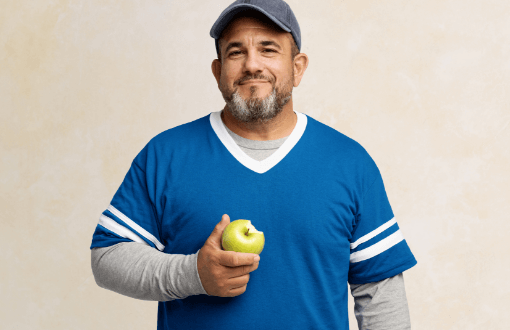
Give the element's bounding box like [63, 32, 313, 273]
[91, 1, 417, 329]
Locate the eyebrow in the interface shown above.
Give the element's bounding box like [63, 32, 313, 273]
[224, 40, 282, 54]
[259, 40, 282, 50]
[224, 42, 243, 54]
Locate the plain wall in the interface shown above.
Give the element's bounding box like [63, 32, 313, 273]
[1, 0, 509, 329]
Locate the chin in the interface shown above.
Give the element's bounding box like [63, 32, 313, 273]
[242, 87, 272, 99]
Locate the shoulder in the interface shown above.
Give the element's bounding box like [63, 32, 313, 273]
[151, 114, 210, 146]
[302, 114, 382, 190]
[304, 114, 374, 164]
[133, 114, 211, 167]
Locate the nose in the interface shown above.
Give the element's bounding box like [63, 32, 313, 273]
[242, 49, 264, 75]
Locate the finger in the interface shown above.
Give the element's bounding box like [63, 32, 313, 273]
[227, 285, 247, 297]
[226, 274, 250, 296]
[205, 214, 230, 249]
[227, 273, 250, 289]
[228, 261, 259, 279]
[219, 251, 260, 267]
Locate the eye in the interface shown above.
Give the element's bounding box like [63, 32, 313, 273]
[263, 49, 277, 53]
[229, 51, 242, 56]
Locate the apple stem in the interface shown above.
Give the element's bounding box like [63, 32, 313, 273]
[245, 228, 250, 236]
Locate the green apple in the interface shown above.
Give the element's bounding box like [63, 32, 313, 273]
[221, 220, 265, 254]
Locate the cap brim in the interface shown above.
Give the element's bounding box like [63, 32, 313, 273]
[210, 4, 291, 39]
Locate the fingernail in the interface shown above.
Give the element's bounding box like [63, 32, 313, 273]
[254, 256, 260, 262]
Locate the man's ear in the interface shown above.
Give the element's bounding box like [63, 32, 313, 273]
[292, 53, 309, 87]
[212, 59, 222, 86]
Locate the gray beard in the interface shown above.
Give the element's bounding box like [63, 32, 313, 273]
[224, 86, 292, 124]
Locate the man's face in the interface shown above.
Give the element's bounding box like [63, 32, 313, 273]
[214, 16, 296, 123]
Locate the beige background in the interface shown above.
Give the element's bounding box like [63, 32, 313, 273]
[1, 0, 509, 329]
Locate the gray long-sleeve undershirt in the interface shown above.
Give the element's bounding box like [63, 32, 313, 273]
[91, 119, 411, 329]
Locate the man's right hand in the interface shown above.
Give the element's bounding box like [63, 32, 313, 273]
[197, 214, 260, 297]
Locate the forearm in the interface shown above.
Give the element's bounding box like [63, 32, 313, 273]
[350, 273, 411, 330]
[91, 242, 207, 301]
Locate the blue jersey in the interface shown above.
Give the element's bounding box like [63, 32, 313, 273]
[91, 111, 417, 330]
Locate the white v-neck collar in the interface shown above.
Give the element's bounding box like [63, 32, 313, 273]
[209, 110, 307, 174]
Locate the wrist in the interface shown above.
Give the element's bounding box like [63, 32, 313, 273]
[192, 249, 208, 295]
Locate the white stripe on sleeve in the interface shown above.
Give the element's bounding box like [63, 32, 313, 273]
[107, 205, 166, 251]
[350, 230, 404, 263]
[98, 215, 150, 247]
[350, 217, 397, 249]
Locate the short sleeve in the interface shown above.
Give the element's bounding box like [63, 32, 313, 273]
[90, 145, 165, 251]
[348, 160, 417, 284]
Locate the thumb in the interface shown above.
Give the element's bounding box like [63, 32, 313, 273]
[206, 214, 230, 249]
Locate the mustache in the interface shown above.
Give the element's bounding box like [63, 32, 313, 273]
[234, 74, 275, 86]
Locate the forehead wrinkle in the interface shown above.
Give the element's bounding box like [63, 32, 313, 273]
[225, 39, 282, 51]
[223, 27, 281, 45]
[219, 17, 293, 58]
[222, 30, 286, 53]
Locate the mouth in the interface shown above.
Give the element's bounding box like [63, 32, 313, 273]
[239, 80, 269, 85]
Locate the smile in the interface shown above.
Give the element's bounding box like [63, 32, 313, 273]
[239, 80, 270, 85]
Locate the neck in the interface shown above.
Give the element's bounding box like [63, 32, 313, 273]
[221, 99, 297, 141]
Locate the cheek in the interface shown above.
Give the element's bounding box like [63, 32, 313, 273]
[221, 64, 240, 85]
[268, 61, 293, 81]
[219, 71, 233, 89]
[273, 68, 294, 86]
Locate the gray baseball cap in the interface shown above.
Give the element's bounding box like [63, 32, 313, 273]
[210, 0, 301, 56]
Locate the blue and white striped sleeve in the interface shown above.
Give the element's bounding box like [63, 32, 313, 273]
[348, 161, 417, 284]
[90, 146, 165, 252]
